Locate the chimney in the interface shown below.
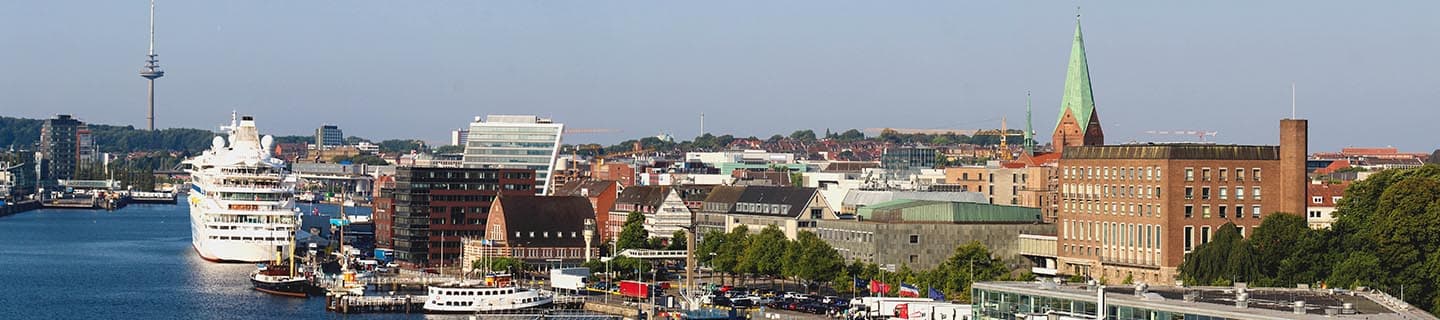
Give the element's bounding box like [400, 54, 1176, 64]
[1279, 119, 1308, 215]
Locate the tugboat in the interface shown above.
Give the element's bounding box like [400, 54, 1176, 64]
[249, 263, 312, 298]
[249, 222, 314, 298]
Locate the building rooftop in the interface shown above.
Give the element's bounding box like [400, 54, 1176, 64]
[491, 195, 596, 248]
[551, 180, 618, 198]
[733, 186, 818, 217]
[1062, 144, 1279, 160]
[842, 190, 987, 208]
[855, 199, 1041, 223]
[974, 281, 1434, 320]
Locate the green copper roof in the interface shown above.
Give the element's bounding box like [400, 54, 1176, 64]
[1055, 17, 1097, 133]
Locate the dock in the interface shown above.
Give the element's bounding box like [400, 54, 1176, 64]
[325, 294, 425, 314]
[0, 200, 40, 218]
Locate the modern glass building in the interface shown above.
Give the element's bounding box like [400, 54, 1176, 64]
[461, 115, 564, 195]
[970, 282, 1418, 320]
[315, 124, 344, 147]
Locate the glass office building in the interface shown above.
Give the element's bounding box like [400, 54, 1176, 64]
[461, 115, 564, 195]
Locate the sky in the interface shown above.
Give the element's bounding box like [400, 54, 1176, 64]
[1, 1, 1436, 152]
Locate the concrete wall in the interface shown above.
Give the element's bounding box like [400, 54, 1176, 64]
[816, 220, 1055, 270]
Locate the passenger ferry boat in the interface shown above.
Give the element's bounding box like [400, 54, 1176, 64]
[183, 113, 297, 262]
[424, 274, 555, 313]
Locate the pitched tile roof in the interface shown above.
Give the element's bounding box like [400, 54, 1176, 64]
[493, 196, 597, 248]
[552, 180, 618, 197]
[733, 186, 818, 217]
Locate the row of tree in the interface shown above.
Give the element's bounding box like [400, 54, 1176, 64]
[1180, 165, 1440, 316]
[696, 225, 846, 292]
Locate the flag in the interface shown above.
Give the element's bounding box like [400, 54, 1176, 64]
[928, 287, 946, 301]
[899, 283, 920, 297]
[869, 280, 883, 293]
[854, 277, 869, 291]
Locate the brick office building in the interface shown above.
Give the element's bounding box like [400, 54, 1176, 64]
[378, 166, 537, 267]
[1054, 120, 1308, 285]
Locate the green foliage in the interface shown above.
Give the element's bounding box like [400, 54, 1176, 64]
[377, 139, 426, 153]
[789, 130, 817, 142]
[1179, 223, 1257, 285]
[666, 230, 687, 250]
[741, 225, 788, 279]
[782, 231, 844, 286]
[433, 145, 465, 154]
[332, 154, 389, 165]
[616, 212, 649, 251]
[710, 226, 750, 279]
[696, 230, 725, 265]
[472, 257, 527, 274]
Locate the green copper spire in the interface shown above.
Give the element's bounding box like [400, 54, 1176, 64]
[1024, 91, 1035, 155]
[1055, 12, 1097, 133]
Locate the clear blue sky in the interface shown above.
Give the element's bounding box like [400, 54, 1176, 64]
[1, 1, 1435, 152]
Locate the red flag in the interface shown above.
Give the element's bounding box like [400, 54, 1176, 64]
[869, 280, 882, 293]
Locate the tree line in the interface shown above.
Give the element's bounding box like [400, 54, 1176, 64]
[1180, 165, 1440, 316]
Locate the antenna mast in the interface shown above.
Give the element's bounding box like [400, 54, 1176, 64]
[139, 0, 165, 131]
[1290, 82, 1296, 119]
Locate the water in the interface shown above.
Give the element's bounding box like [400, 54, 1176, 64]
[0, 204, 454, 320]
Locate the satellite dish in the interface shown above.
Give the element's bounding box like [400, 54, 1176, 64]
[261, 135, 274, 151]
[212, 136, 226, 149]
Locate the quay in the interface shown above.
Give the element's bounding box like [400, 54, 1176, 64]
[41, 195, 128, 210]
[325, 294, 425, 314]
[0, 200, 40, 218]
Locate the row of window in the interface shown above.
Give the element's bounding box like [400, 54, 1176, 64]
[1062, 220, 1162, 250]
[1183, 186, 1261, 200]
[513, 230, 584, 239]
[206, 235, 286, 242]
[735, 202, 792, 215]
[1063, 201, 1162, 217]
[1182, 204, 1262, 219]
[1184, 167, 1261, 182]
[1063, 184, 1162, 199]
[816, 227, 874, 243]
[1064, 166, 1163, 182]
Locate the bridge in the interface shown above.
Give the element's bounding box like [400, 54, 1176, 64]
[599, 249, 687, 262]
[1017, 233, 1058, 276]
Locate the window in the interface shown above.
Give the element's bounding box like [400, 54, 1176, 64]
[1184, 168, 1194, 181]
[1236, 169, 1245, 181]
[1253, 168, 1262, 181]
[1252, 205, 1262, 218]
[1238, 227, 1245, 237]
[1219, 188, 1228, 200]
[1218, 206, 1227, 218]
[1184, 205, 1194, 218]
[908, 235, 919, 244]
[1202, 205, 1211, 219]
[1219, 168, 1228, 181]
[1253, 187, 1262, 200]
[1202, 168, 1211, 181]
[1235, 205, 1244, 219]
[1201, 226, 1212, 244]
[1184, 226, 1194, 252]
[1185, 187, 1194, 200]
[1235, 187, 1245, 200]
[1202, 187, 1211, 200]
[1313, 196, 1323, 204]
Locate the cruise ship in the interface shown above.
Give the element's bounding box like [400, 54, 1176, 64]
[183, 114, 297, 262]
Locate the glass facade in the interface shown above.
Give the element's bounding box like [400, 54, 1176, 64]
[315, 125, 344, 147]
[461, 117, 562, 195]
[972, 287, 1238, 320]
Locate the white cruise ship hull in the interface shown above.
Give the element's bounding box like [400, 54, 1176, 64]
[182, 114, 297, 263]
[189, 195, 292, 262]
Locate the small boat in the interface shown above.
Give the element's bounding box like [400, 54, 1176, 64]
[250, 263, 313, 298]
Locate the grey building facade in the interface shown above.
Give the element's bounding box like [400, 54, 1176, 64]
[816, 220, 1055, 270]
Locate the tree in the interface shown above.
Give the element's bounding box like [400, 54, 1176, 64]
[472, 257, 526, 275]
[741, 225, 787, 284]
[616, 212, 649, 251]
[667, 230, 687, 250]
[377, 139, 426, 153]
[696, 230, 725, 265]
[711, 226, 750, 284]
[783, 230, 843, 291]
[836, 129, 866, 142]
[1179, 223, 1254, 286]
[789, 130, 817, 142]
[433, 145, 465, 154]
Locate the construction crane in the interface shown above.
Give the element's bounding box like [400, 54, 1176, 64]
[1144, 130, 1219, 142]
[973, 117, 1025, 161]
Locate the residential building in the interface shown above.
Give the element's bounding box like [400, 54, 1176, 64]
[552, 180, 621, 242]
[1306, 181, 1348, 229]
[1051, 16, 1105, 154]
[315, 124, 344, 148]
[881, 146, 937, 171]
[450, 128, 469, 147]
[1054, 120, 1308, 285]
[461, 115, 564, 195]
[817, 199, 1053, 270]
[380, 166, 536, 267]
[480, 195, 599, 263]
[694, 185, 835, 240]
[611, 185, 694, 240]
[972, 282, 1429, 320]
[593, 162, 636, 187]
[38, 114, 85, 183]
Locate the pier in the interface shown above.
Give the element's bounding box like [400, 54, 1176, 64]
[0, 200, 40, 218]
[325, 294, 425, 314]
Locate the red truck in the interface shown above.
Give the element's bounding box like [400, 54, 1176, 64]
[619, 280, 653, 299]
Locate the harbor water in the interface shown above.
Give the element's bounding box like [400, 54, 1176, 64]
[0, 203, 466, 320]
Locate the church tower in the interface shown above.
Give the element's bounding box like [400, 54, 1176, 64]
[1052, 12, 1104, 154]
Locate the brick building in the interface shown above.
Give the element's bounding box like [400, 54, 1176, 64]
[1054, 120, 1308, 284]
[481, 195, 599, 263]
[377, 166, 536, 267]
